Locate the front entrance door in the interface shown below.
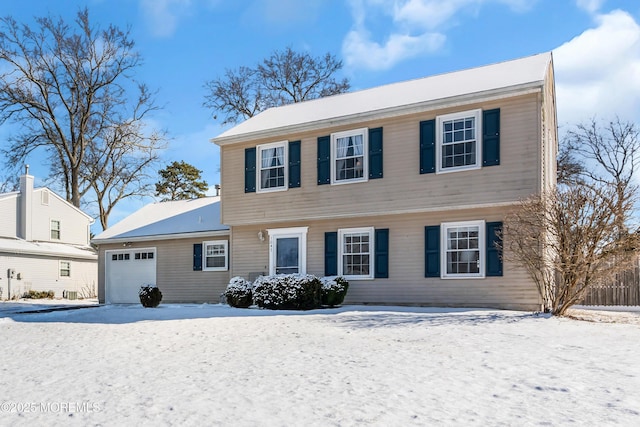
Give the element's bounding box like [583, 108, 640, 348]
[267, 227, 308, 276]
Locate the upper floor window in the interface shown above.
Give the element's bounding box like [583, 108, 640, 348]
[257, 141, 287, 192]
[436, 109, 481, 173]
[203, 240, 228, 271]
[50, 220, 61, 240]
[331, 128, 368, 184]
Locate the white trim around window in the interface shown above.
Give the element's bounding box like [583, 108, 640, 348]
[59, 260, 71, 278]
[436, 109, 482, 174]
[203, 240, 229, 271]
[331, 128, 368, 185]
[441, 220, 485, 279]
[338, 227, 374, 280]
[256, 141, 288, 193]
[50, 219, 61, 240]
[267, 227, 308, 276]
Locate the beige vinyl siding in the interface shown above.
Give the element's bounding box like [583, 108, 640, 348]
[221, 93, 543, 226]
[542, 62, 558, 192]
[0, 197, 18, 237]
[230, 207, 540, 311]
[97, 236, 230, 304]
[0, 254, 97, 298]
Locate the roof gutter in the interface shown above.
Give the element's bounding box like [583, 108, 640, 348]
[212, 82, 543, 146]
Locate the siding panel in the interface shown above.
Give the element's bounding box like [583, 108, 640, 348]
[221, 94, 542, 226]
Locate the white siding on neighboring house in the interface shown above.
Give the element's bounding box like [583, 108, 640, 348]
[30, 189, 91, 245]
[0, 196, 18, 237]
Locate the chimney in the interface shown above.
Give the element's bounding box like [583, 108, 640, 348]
[214, 184, 221, 197]
[19, 165, 33, 241]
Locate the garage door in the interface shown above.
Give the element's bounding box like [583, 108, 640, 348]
[106, 248, 156, 303]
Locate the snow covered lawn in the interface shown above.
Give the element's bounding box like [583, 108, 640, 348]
[1, 304, 639, 426]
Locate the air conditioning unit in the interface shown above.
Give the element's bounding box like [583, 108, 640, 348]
[63, 290, 78, 300]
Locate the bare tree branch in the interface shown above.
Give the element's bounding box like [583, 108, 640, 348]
[0, 8, 166, 229]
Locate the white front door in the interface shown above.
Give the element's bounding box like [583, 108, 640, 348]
[267, 227, 308, 276]
[106, 248, 156, 303]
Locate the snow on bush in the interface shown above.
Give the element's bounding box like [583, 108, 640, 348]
[252, 274, 321, 310]
[222, 276, 253, 308]
[139, 284, 162, 308]
[320, 276, 349, 307]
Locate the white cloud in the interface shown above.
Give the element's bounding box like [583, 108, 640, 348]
[343, 0, 535, 71]
[576, 0, 605, 14]
[139, 0, 220, 38]
[554, 9, 640, 125]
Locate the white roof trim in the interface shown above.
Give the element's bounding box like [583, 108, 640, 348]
[92, 229, 229, 245]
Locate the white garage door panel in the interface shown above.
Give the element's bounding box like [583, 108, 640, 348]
[106, 249, 156, 303]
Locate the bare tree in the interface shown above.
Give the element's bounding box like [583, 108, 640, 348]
[556, 144, 584, 185]
[504, 183, 639, 316]
[565, 117, 640, 231]
[204, 47, 350, 125]
[0, 9, 165, 228]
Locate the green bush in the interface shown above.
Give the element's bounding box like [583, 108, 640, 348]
[139, 285, 162, 308]
[223, 277, 253, 308]
[22, 289, 55, 299]
[253, 274, 321, 310]
[320, 276, 349, 307]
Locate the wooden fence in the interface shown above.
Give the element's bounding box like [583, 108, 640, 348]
[579, 263, 640, 306]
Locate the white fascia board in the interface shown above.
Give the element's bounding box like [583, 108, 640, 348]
[91, 229, 230, 245]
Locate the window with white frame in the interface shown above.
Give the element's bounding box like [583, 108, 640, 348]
[332, 128, 368, 184]
[203, 240, 228, 271]
[59, 260, 71, 277]
[437, 109, 481, 173]
[257, 141, 287, 192]
[441, 220, 485, 278]
[51, 220, 61, 240]
[338, 227, 374, 279]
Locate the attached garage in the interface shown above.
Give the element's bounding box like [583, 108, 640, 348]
[93, 197, 230, 304]
[105, 248, 156, 303]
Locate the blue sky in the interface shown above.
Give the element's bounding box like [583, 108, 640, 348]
[2, 0, 640, 230]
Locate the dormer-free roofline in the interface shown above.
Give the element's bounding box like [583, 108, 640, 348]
[212, 52, 552, 146]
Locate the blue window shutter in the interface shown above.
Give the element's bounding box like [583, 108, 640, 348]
[424, 225, 440, 277]
[420, 120, 436, 174]
[374, 228, 389, 278]
[482, 109, 500, 166]
[193, 243, 203, 271]
[324, 232, 338, 276]
[369, 127, 383, 179]
[486, 221, 503, 276]
[288, 140, 301, 188]
[317, 136, 331, 185]
[244, 147, 256, 193]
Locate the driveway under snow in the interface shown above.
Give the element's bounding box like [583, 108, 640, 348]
[0, 304, 639, 426]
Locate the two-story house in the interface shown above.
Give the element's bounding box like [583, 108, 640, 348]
[0, 168, 97, 300]
[212, 52, 557, 310]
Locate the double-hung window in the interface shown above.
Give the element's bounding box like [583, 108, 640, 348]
[437, 109, 481, 173]
[203, 240, 228, 271]
[257, 141, 287, 192]
[338, 227, 374, 279]
[51, 220, 61, 240]
[59, 261, 71, 277]
[331, 128, 368, 184]
[441, 221, 485, 278]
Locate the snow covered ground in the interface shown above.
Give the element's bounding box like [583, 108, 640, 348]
[0, 303, 639, 426]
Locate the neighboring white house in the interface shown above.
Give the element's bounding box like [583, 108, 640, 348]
[0, 168, 97, 300]
[92, 197, 229, 304]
